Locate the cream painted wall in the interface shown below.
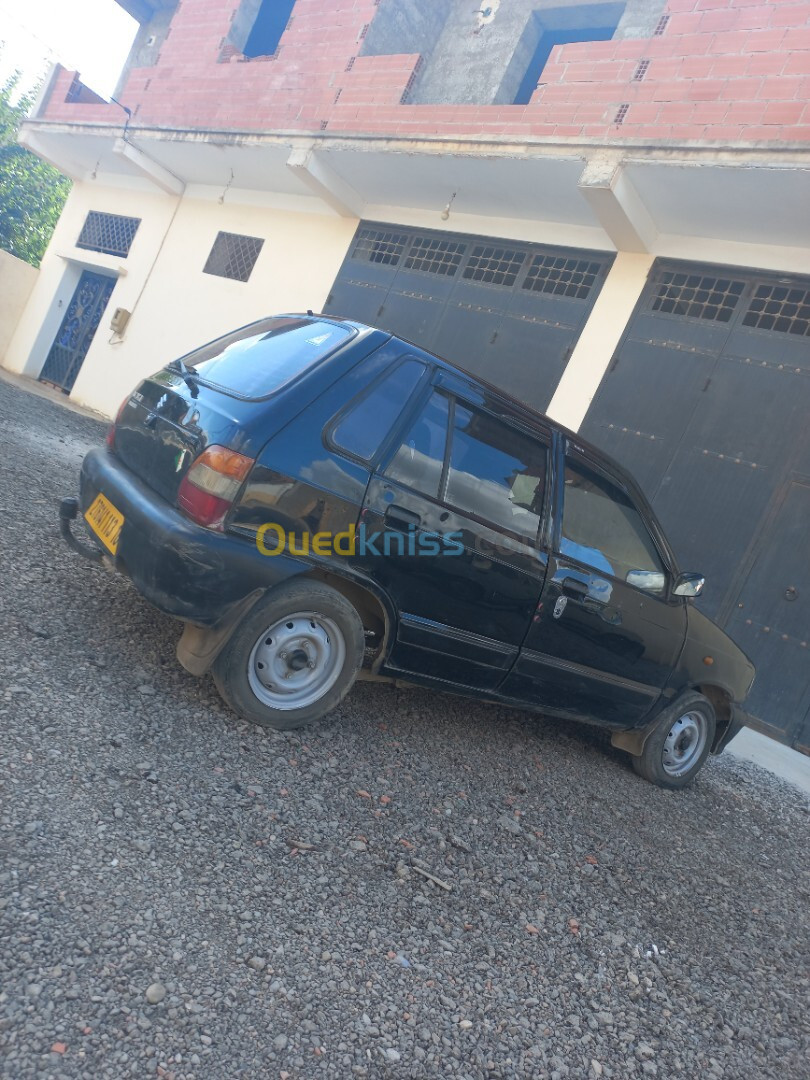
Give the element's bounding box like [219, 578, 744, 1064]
[70, 194, 358, 417]
[3, 179, 358, 417]
[5, 173, 807, 429]
[0, 250, 38, 361]
[3, 182, 179, 387]
[545, 253, 655, 432]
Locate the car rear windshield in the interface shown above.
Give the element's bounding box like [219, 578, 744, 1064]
[179, 317, 355, 400]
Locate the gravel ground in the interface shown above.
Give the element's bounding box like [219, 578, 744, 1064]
[1, 372, 808, 1080]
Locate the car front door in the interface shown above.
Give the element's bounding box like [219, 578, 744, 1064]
[501, 447, 687, 726]
[356, 375, 550, 691]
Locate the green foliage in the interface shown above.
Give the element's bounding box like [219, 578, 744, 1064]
[0, 66, 71, 267]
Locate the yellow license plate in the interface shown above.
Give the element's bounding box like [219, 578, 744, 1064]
[84, 493, 124, 555]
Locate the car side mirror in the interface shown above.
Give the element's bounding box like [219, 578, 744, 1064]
[672, 572, 705, 598]
[626, 570, 667, 593]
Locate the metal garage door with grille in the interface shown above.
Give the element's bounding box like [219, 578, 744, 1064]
[324, 223, 614, 414]
[581, 263, 810, 751]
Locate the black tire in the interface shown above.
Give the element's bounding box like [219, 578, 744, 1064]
[212, 579, 365, 730]
[631, 691, 716, 789]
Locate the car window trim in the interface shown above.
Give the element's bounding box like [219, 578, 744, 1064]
[377, 386, 452, 501]
[565, 439, 680, 573]
[375, 383, 552, 552]
[560, 444, 676, 589]
[440, 392, 552, 549]
[323, 355, 432, 468]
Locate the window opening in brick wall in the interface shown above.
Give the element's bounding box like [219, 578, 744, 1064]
[77, 211, 141, 257]
[242, 0, 296, 58]
[203, 232, 265, 282]
[512, 4, 625, 105]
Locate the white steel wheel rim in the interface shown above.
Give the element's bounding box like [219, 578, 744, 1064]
[247, 611, 346, 711]
[661, 710, 708, 778]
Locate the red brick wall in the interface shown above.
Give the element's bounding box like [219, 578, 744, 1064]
[40, 0, 810, 142]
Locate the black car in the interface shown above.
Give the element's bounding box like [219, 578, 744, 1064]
[61, 314, 755, 788]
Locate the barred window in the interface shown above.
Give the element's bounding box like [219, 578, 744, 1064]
[651, 272, 746, 323]
[463, 245, 526, 288]
[742, 284, 810, 337]
[203, 232, 265, 283]
[403, 236, 466, 277]
[77, 211, 141, 258]
[523, 255, 602, 300]
[351, 228, 408, 266]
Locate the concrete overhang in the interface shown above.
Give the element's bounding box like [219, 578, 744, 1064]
[18, 119, 810, 262]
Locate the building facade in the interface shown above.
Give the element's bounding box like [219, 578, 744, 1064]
[4, 0, 810, 748]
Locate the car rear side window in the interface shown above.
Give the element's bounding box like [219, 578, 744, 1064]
[330, 359, 427, 463]
[445, 404, 547, 540]
[183, 317, 354, 400]
[561, 459, 665, 583]
[384, 392, 450, 498]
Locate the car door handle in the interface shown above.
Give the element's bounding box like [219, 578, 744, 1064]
[561, 576, 589, 599]
[384, 504, 421, 531]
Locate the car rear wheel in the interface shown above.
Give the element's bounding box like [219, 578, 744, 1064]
[212, 580, 365, 730]
[631, 692, 716, 789]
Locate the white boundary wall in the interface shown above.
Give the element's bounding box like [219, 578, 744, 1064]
[0, 249, 39, 364]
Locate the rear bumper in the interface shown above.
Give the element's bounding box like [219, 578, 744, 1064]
[66, 447, 303, 625]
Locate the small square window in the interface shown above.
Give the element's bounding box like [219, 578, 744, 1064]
[203, 232, 264, 283]
[77, 211, 141, 258]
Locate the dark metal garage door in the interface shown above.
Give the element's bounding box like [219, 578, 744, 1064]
[581, 261, 810, 751]
[324, 223, 614, 414]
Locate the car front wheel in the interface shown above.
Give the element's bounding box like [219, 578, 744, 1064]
[212, 580, 365, 730]
[631, 692, 716, 789]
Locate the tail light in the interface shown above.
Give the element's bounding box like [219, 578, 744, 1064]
[106, 395, 130, 451]
[177, 445, 255, 529]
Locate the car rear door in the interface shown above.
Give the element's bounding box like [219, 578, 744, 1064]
[501, 445, 687, 725]
[357, 371, 550, 690]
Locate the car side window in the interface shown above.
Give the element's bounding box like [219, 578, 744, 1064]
[561, 458, 666, 588]
[446, 403, 547, 540]
[330, 359, 427, 463]
[384, 392, 450, 498]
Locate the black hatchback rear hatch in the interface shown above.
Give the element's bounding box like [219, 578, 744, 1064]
[110, 316, 357, 507]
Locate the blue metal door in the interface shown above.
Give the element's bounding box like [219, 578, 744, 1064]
[40, 270, 115, 392]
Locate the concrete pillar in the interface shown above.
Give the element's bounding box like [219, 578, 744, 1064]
[545, 251, 654, 432]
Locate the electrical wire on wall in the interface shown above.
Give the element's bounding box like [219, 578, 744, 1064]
[106, 100, 186, 345]
[107, 188, 183, 345]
